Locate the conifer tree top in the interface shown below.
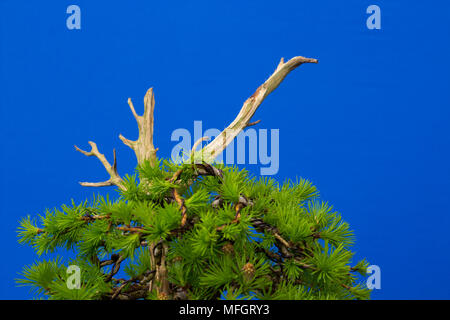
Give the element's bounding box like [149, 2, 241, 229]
[17, 56, 371, 300]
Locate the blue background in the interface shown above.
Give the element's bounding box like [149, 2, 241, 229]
[1, 0, 449, 299]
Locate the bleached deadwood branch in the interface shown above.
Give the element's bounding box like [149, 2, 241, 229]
[70, 55, 317, 299]
[197, 56, 318, 162]
[73, 56, 316, 192]
[74, 141, 124, 190]
[119, 88, 158, 166]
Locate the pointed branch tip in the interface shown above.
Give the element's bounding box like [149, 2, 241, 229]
[121, 88, 157, 165]
[246, 120, 261, 128]
[200, 55, 317, 161]
[75, 141, 123, 189]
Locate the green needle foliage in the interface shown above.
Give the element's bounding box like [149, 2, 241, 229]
[17, 56, 371, 300]
[17, 159, 371, 300]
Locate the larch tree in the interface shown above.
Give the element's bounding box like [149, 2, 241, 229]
[17, 56, 371, 300]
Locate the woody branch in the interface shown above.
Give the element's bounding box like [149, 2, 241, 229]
[74, 141, 124, 190]
[119, 88, 158, 166]
[197, 56, 318, 162]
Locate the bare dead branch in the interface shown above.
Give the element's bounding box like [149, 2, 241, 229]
[74, 142, 124, 190]
[245, 119, 261, 128]
[119, 88, 158, 166]
[199, 56, 318, 162]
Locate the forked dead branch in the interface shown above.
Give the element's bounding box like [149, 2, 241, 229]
[17, 55, 370, 301]
[75, 56, 318, 187]
[71, 56, 318, 298]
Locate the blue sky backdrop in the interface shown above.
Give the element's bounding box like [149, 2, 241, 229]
[1, 0, 449, 299]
